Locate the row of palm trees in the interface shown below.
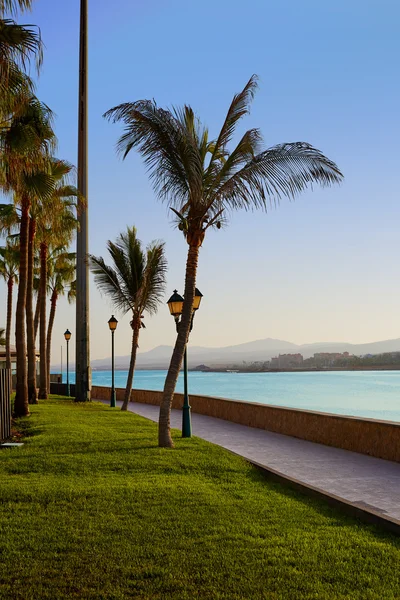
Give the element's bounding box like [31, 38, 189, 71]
[0, 0, 78, 416]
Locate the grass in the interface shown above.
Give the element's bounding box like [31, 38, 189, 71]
[0, 397, 399, 599]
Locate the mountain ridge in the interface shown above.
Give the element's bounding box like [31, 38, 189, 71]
[75, 336, 400, 370]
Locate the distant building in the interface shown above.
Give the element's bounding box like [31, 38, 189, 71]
[270, 353, 304, 369]
[313, 352, 350, 366]
[0, 345, 40, 373]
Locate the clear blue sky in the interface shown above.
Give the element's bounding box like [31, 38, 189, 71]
[1, 0, 399, 364]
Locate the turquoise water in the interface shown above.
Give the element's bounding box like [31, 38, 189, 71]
[62, 369, 400, 422]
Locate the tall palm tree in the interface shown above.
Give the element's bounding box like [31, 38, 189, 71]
[0, 239, 18, 371]
[105, 75, 344, 447]
[90, 227, 167, 410]
[36, 159, 78, 400]
[1, 98, 56, 416]
[46, 249, 76, 392]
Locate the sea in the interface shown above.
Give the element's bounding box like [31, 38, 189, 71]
[60, 369, 400, 423]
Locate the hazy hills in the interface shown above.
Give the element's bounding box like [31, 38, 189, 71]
[87, 337, 400, 370]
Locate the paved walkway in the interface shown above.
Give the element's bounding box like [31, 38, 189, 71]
[106, 400, 400, 523]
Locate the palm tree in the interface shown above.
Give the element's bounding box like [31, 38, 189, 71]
[0, 97, 56, 416]
[90, 227, 167, 410]
[26, 209, 38, 403]
[36, 159, 78, 400]
[46, 249, 76, 392]
[0, 239, 18, 371]
[105, 75, 344, 447]
[0, 327, 5, 345]
[26, 164, 75, 405]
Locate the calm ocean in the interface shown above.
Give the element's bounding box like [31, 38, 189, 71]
[61, 369, 400, 422]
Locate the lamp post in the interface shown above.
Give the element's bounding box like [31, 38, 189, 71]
[108, 316, 118, 407]
[64, 329, 72, 397]
[167, 288, 203, 437]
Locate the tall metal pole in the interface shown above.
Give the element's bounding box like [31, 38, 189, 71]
[110, 330, 116, 407]
[61, 346, 63, 384]
[66, 340, 70, 397]
[182, 345, 191, 437]
[75, 0, 91, 402]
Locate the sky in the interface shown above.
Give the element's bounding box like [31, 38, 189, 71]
[0, 0, 399, 365]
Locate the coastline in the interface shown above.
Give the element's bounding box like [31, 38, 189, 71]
[189, 365, 400, 373]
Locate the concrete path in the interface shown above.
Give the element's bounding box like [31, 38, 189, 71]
[106, 400, 400, 524]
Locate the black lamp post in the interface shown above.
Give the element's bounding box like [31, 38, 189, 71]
[167, 288, 203, 437]
[64, 329, 72, 397]
[108, 316, 118, 407]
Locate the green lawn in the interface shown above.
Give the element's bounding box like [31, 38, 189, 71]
[0, 398, 399, 600]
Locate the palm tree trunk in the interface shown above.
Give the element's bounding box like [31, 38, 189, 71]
[34, 288, 40, 342]
[158, 242, 200, 447]
[46, 289, 57, 393]
[6, 275, 13, 393]
[6, 276, 13, 372]
[38, 242, 48, 400]
[14, 197, 30, 417]
[121, 320, 140, 411]
[27, 217, 37, 404]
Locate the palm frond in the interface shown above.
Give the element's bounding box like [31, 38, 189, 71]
[206, 75, 258, 177]
[0, 201, 18, 234]
[107, 236, 140, 304]
[204, 128, 263, 202]
[0, 237, 19, 281]
[216, 142, 343, 210]
[0, 96, 56, 191]
[67, 280, 76, 304]
[89, 254, 132, 315]
[0, 18, 42, 72]
[140, 241, 167, 315]
[104, 100, 195, 205]
[0, 0, 33, 15]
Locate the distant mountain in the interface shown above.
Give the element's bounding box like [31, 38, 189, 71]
[82, 337, 400, 370]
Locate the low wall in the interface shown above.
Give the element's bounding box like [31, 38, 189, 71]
[88, 385, 400, 463]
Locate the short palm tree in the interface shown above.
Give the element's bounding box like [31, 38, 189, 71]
[90, 227, 167, 410]
[105, 75, 344, 447]
[0, 239, 18, 370]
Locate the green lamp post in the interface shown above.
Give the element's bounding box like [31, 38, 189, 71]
[167, 288, 203, 438]
[108, 315, 118, 407]
[64, 329, 72, 397]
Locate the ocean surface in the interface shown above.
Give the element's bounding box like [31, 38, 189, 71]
[61, 369, 400, 422]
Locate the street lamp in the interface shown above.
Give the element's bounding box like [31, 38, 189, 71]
[108, 315, 118, 407]
[167, 288, 203, 438]
[64, 329, 72, 397]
